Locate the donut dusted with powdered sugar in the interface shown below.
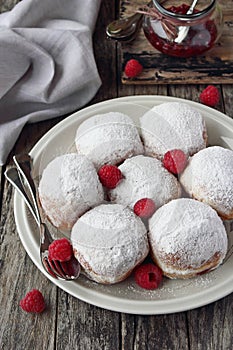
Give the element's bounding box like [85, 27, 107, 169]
[38, 153, 104, 230]
[140, 102, 207, 159]
[109, 155, 181, 209]
[71, 204, 149, 284]
[75, 112, 144, 169]
[148, 198, 228, 279]
[180, 146, 233, 220]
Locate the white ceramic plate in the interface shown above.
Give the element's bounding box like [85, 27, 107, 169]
[14, 95, 233, 315]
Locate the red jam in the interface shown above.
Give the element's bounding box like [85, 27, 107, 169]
[143, 4, 218, 58]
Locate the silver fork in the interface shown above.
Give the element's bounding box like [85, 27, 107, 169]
[5, 155, 80, 280]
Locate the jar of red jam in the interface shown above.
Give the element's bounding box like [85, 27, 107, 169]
[142, 0, 223, 58]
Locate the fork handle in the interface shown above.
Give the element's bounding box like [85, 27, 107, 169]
[13, 154, 41, 224]
[4, 167, 40, 226]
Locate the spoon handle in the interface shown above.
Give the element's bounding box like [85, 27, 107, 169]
[107, 12, 142, 35]
[174, 0, 199, 43]
[187, 0, 199, 14]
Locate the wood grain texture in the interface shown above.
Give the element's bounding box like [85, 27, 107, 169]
[0, 0, 233, 349]
[120, 0, 233, 84]
[187, 297, 233, 350]
[56, 292, 120, 350]
[222, 84, 233, 118]
[0, 168, 57, 350]
[121, 313, 189, 350]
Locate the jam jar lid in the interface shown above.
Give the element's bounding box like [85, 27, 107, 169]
[152, 0, 217, 23]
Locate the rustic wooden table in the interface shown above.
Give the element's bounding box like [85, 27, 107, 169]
[1, 1, 233, 349]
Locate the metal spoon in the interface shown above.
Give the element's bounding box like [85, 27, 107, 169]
[174, 0, 199, 43]
[106, 1, 170, 41]
[106, 12, 143, 40]
[106, 0, 198, 43]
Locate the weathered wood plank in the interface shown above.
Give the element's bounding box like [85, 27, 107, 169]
[168, 83, 225, 112]
[222, 84, 233, 119]
[187, 297, 233, 350]
[56, 292, 120, 350]
[92, 0, 119, 102]
[121, 313, 189, 350]
[1, 0, 233, 349]
[0, 167, 57, 350]
[119, 0, 233, 84]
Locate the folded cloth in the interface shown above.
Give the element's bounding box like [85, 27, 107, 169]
[0, 0, 102, 165]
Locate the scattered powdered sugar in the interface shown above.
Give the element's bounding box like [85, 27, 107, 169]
[124, 272, 218, 299]
[148, 198, 228, 273]
[140, 102, 206, 158]
[38, 153, 104, 229]
[78, 266, 219, 301]
[75, 112, 144, 169]
[109, 155, 181, 208]
[71, 204, 149, 282]
[180, 146, 233, 217]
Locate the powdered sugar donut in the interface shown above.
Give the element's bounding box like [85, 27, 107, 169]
[75, 112, 143, 169]
[148, 198, 228, 279]
[38, 153, 104, 230]
[140, 102, 207, 159]
[109, 155, 181, 209]
[71, 204, 149, 284]
[180, 146, 233, 220]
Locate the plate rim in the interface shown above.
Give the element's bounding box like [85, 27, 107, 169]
[14, 95, 233, 315]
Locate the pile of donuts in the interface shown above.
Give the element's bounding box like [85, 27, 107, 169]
[38, 102, 233, 284]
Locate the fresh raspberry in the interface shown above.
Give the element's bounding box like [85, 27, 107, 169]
[124, 59, 143, 78]
[48, 238, 73, 262]
[20, 289, 45, 313]
[199, 85, 220, 107]
[133, 198, 156, 219]
[163, 149, 187, 175]
[134, 263, 163, 290]
[98, 165, 123, 189]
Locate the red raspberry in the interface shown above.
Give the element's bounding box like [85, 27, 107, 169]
[124, 59, 143, 78]
[133, 198, 156, 219]
[200, 85, 220, 107]
[20, 289, 45, 313]
[163, 149, 187, 175]
[98, 165, 122, 189]
[48, 238, 73, 262]
[134, 263, 163, 290]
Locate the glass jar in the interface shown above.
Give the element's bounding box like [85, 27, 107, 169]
[142, 0, 223, 58]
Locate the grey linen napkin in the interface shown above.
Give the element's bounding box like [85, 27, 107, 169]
[0, 0, 102, 165]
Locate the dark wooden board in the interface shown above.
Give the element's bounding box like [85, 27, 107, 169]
[120, 0, 233, 84]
